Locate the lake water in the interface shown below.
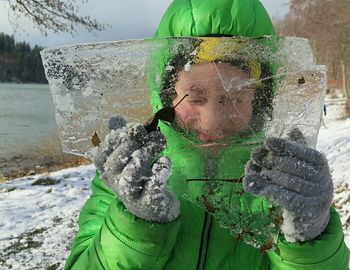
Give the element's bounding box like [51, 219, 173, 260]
[0, 83, 57, 159]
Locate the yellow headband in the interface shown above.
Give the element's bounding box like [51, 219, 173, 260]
[192, 37, 262, 87]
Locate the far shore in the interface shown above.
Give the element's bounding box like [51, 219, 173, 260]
[0, 81, 48, 85]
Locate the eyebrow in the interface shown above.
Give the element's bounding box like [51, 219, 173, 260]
[187, 85, 208, 94]
[188, 85, 204, 90]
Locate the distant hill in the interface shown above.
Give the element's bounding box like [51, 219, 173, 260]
[0, 33, 47, 84]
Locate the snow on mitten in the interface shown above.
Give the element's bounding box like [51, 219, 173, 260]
[93, 116, 180, 223]
[243, 128, 333, 242]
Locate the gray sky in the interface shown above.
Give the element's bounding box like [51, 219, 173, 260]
[0, 0, 289, 47]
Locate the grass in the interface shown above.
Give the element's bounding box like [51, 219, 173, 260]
[3, 227, 47, 256]
[1, 227, 49, 269]
[31, 177, 60, 186]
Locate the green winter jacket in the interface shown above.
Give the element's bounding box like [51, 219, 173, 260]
[65, 0, 349, 269]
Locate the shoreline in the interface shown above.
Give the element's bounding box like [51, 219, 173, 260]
[0, 154, 91, 182]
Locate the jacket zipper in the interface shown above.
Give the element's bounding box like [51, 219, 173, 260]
[196, 211, 213, 270]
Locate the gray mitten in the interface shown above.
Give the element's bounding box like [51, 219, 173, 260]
[243, 128, 334, 242]
[93, 116, 180, 223]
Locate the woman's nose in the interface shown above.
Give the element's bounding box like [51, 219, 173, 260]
[199, 101, 222, 127]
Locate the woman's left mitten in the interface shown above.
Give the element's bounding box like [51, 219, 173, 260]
[243, 129, 334, 242]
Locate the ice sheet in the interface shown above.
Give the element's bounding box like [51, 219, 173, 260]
[41, 37, 326, 157]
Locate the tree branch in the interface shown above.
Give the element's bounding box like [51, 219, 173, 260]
[6, 0, 106, 36]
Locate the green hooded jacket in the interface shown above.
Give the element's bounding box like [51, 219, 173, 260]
[65, 0, 349, 269]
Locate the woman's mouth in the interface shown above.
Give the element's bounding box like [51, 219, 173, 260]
[197, 131, 223, 142]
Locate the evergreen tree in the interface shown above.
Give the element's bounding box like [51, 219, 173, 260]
[0, 33, 47, 83]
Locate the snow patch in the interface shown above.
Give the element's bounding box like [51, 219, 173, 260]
[184, 61, 192, 71]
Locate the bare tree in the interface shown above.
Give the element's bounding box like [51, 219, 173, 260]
[275, 0, 350, 117]
[5, 0, 106, 36]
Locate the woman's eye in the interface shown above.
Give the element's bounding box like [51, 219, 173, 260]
[218, 96, 227, 104]
[186, 86, 207, 105]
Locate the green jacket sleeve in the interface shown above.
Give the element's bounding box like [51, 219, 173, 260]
[64, 171, 181, 270]
[268, 207, 349, 270]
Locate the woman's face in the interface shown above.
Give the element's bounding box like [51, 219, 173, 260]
[173, 62, 256, 142]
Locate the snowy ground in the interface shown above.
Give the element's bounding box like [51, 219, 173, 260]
[0, 101, 349, 269]
[317, 104, 350, 247]
[0, 165, 95, 269]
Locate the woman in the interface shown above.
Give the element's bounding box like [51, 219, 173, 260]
[65, 1, 349, 269]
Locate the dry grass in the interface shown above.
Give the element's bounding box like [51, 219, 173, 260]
[34, 130, 90, 166]
[0, 130, 91, 181]
[345, 99, 350, 118]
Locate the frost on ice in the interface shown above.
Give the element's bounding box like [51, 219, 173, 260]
[41, 36, 327, 249]
[96, 125, 179, 223]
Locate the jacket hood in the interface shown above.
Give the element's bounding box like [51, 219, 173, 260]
[151, 0, 276, 113]
[147, 0, 276, 200]
[154, 0, 276, 38]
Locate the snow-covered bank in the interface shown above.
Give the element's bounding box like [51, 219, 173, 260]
[0, 165, 95, 269]
[0, 105, 350, 269]
[317, 115, 350, 248]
